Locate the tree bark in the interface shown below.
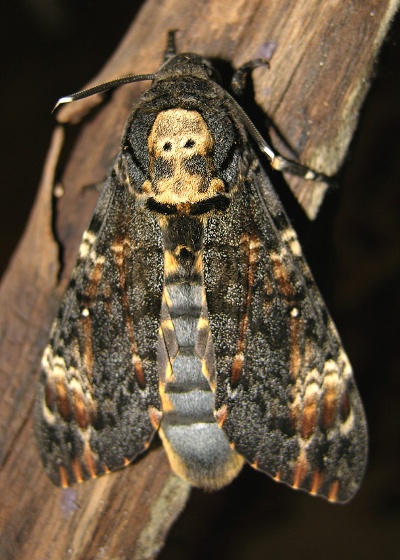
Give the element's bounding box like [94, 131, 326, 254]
[0, 1, 398, 558]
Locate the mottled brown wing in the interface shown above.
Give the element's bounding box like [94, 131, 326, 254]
[204, 157, 367, 503]
[35, 159, 164, 487]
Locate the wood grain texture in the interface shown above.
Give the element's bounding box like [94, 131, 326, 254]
[0, 1, 398, 558]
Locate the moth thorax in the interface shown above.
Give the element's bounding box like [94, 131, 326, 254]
[142, 108, 224, 204]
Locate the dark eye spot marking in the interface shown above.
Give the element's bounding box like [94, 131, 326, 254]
[154, 157, 174, 179]
[184, 139, 195, 149]
[163, 142, 172, 151]
[179, 247, 192, 260]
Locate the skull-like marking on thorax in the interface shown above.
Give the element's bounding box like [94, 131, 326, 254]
[143, 108, 224, 204]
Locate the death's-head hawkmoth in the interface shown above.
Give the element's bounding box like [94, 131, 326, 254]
[35, 32, 367, 503]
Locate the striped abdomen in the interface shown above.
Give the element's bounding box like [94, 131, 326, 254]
[157, 215, 243, 489]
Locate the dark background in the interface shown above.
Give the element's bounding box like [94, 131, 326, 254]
[1, 2, 399, 558]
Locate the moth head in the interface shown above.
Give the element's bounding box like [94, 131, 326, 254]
[156, 53, 220, 83]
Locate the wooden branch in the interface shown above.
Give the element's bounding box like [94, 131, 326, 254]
[0, 1, 398, 558]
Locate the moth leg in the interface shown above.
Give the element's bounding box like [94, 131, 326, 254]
[81, 178, 107, 195]
[231, 59, 270, 96]
[228, 93, 332, 183]
[164, 30, 178, 62]
[229, 59, 332, 184]
[267, 154, 332, 182]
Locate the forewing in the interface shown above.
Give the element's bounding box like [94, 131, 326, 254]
[35, 160, 164, 486]
[204, 158, 367, 503]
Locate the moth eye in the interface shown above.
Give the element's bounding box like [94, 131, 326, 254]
[201, 62, 213, 77]
[163, 142, 172, 151]
[184, 139, 195, 149]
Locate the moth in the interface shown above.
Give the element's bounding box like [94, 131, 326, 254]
[35, 32, 367, 503]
